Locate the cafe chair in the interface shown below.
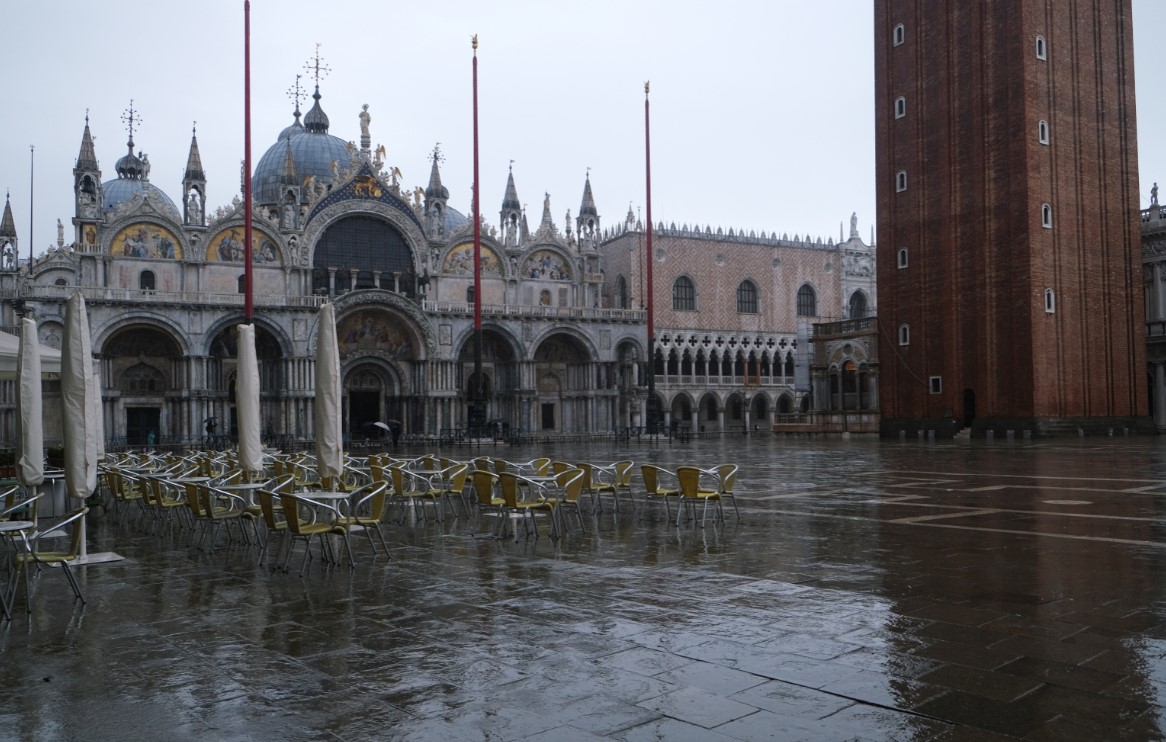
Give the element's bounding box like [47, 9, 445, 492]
[675, 466, 722, 528]
[714, 464, 740, 519]
[279, 493, 354, 576]
[13, 506, 90, 610]
[498, 472, 558, 541]
[334, 481, 391, 556]
[389, 465, 441, 524]
[552, 467, 587, 535]
[470, 470, 509, 538]
[255, 488, 290, 566]
[641, 464, 680, 520]
[593, 460, 635, 512]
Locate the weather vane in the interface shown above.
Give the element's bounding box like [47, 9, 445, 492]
[431, 143, 444, 165]
[304, 44, 331, 86]
[121, 99, 142, 143]
[287, 74, 305, 110]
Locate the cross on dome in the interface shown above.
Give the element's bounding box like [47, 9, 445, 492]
[304, 44, 331, 86]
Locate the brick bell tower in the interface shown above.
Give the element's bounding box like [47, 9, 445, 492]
[874, 0, 1152, 437]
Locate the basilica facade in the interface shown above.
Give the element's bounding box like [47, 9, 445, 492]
[0, 79, 876, 447]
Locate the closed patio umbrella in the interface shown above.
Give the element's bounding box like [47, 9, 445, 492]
[62, 293, 120, 564]
[315, 303, 342, 483]
[16, 317, 44, 492]
[236, 323, 263, 477]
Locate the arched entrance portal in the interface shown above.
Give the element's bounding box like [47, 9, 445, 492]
[104, 325, 183, 446]
[336, 306, 423, 438]
[457, 328, 518, 431]
[532, 333, 591, 432]
[209, 323, 283, 443]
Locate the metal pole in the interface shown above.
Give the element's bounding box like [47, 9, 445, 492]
[28, 145, 34, 268]
[243, 0, 254, 322]
[470, 35, 485, 437]
[644, 83, 658, 434]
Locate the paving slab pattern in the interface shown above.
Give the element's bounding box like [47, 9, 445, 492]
[3, 436, 1166, 740]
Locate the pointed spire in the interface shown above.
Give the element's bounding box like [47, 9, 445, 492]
[539, 192, 554, 232]
[501, 162, 520, 212]
[426, 143, 448, 200]
[76, 111, 99, 171]
[578, 171, 598, 218]
[0, 192, 17, 240]
[185, 123, 205, 181]
[280, 140, 298, 185]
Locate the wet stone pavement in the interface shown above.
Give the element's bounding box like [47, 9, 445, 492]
[4, 435, 1166, 740]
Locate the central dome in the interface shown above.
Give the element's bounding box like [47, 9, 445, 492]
[253, 86, 351, 206]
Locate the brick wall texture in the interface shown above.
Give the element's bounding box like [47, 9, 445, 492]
[874, 0, 1147, 426]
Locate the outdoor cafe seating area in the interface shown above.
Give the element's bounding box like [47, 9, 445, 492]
[0, 446, 740, 618]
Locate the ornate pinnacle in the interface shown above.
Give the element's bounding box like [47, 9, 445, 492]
[304, 44, 331, 86]
[287, 74, 305, 111]
[121, 99, 142, 146]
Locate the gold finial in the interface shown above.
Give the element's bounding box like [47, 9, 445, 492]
[644, 81, 650, 95]
[472, 34, 478, 53]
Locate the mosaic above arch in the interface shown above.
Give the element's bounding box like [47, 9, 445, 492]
[111, 223, 182, 260]
[523, 249, 571, 280]
[207, 227, 281, 265]
[337, 309, 413, 358]
[443, 242, 502, 277]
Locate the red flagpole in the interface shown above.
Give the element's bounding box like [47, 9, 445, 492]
[644, 82, 657, 432]
[472, 36, 482, 334]
[243, 0, 254, 322]
[470, 35, 485, 434]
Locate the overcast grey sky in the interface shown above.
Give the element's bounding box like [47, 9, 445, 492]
[1, 1, 1161, 259]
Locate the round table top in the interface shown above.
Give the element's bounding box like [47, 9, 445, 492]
[0, 520, 35, 533]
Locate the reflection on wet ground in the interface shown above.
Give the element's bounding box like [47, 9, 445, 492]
[4, 435, 1166, 740]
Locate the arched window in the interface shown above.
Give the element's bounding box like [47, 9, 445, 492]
[1038, 120, 1049, 145]
[736, 280, 758, 313]
[848, 291, 868, 319]
[896, 170, 908, 192]
[672, 276, 695, 311]
[54, 278, 68, 287]
[796, 284, 817, 317]
[139, 271, 155, 292]
[897, 248, 908, 268]
[893, 23, 905, 47]
[1036, 35, 1047, 60]
[899, 324, 910, 346]
[895, 96, 906, 119]
[237, 274, 246, 294]
[1045, 288, 1056, 313]
[615, 275, 628, 309]
[466, 285, 475, 304]
[1042, 203, 1053, 228]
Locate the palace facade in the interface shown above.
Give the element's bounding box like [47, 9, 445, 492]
[0, 78, 874, 447]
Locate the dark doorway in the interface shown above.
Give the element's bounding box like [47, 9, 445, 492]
[963, 388, 976, 428]
[126, 407, 161, 447]
[349, 390, 380, 439]
[541, 403, 555, 430]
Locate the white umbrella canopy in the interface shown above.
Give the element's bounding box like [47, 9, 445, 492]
[0, 326, 61, 379]
[16, 318, 44, 488]
[236, 323, 263, 476]
[314, 303, 342, 482]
